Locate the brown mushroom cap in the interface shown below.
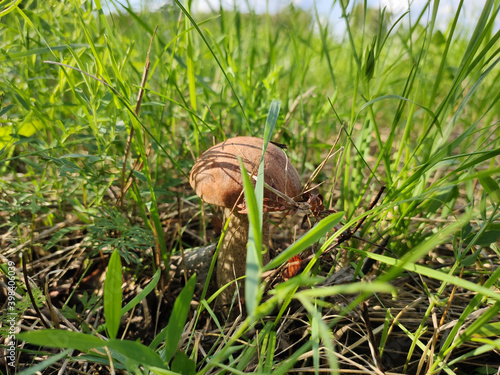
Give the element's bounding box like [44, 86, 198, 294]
[190, 136, 302, 209]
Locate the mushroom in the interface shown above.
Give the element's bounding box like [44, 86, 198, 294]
[189, 136, 302, 307]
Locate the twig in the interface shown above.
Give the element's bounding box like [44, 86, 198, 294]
[421, 267, 465, 375]
[334, 185, 386, 248]
[303, 131, 343, 193]
[360, 301, 382, 371]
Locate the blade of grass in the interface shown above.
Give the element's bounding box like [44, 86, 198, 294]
[17, 330, 105, 352]
[121, 268, 161, 316]
[104, 249, 122, 339]
[172, 0, 250, 132]
[149, 274, 196, 363]
[239, 158, 262, 318]
[264, 211, 344, 271]
[352, 245, 500, 302]
[240, 100, 279, 317]
[17, 349, 72, 375]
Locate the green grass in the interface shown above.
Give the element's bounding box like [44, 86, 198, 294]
[1, 0, 499, 374]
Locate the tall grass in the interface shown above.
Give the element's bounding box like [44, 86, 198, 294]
[1, 0, 499, 373]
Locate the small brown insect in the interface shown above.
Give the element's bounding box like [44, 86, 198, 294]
[281, 255, 302, 280]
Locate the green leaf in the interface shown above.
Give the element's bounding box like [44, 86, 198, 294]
[297, 296, 338, 372]
[473, 322, 500, 338]
[460, 247, 483, 267]
[121, 268, 161, 316]
[107, 338, 165, 368]
[17, 349, 72, 375]
[242, 102, 280, 318]
[17, 330, 106, 352]
[235, 325, 269, 371]
[446, 301, 500, 354]
[263, 101, 280, 148]
[474, 230, 500, 246]
[257, 100, 280, 218]
[148, 367, 182, 375]
[186, 17, 197, 112]
[445, 339, 500, 369]
[264, 212, 344, 271]
[453, 149, 500, 175]
[432, 263, 500, 371]
[0, 44, 90, 62]
[295, 281, 396, 298]
[18, 330, 166, 369]
[69, 354, 127, 370]
[0, 104, 15, 116]
[172, 0, 250, 130]
[239, 158, 262, 318]
[355, 249, 500, 303]
[0, 0, 23, 19]
[150, 274, 196, 364]
[357, 94, 442, 134]
[43, 227, 80, 251]
[380, 213, 472, 282]
[171, 351, 196, 375]
[105, 250, 123, 339]
[59, 153, 93, 158]
[364, 37, 376, 81]
[479, 175, 500, 204]
[263, 329, 276, 373]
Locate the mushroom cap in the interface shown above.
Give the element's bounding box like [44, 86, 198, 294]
[190, 136, 302, 209]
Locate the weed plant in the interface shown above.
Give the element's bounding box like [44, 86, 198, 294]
[0, 0, 499, 374]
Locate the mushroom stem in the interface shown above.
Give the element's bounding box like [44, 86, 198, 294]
[217, 208, 270, 307]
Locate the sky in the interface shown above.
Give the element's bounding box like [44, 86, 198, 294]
[121, 0, 494, 35]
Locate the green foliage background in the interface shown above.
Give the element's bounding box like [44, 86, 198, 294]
[1, 0, 499, 373]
